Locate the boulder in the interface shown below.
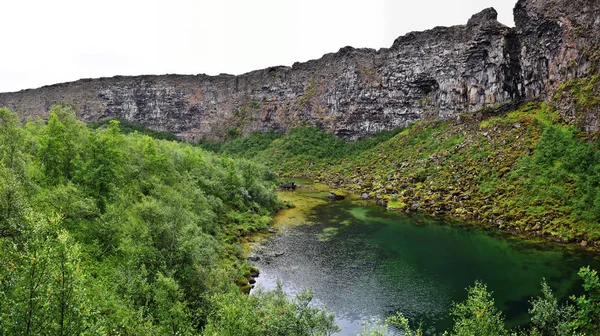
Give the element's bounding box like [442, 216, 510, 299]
[247, 255, 260, 262]
[328, 192, 345, 200]
[279, 181, 297, 190]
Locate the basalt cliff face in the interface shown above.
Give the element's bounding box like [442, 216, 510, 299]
[1, 0, 599, 140]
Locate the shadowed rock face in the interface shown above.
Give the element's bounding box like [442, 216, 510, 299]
[0, 0, 599, 140]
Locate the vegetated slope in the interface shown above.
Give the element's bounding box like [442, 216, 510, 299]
[197, 85, 600, 334]
[0, 106, 338, 335]
[88, 117, 181, 141]
[209, 98, 600, 246]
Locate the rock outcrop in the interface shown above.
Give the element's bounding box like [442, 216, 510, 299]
[0, 0, 598, 140]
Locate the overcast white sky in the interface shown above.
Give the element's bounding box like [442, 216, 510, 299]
[0, 0, 516, 93]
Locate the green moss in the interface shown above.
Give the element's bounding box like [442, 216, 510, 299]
[317, 227, 340, 242]
[553, 74, 600, 127]
[360, 66, 382, 86]
[296, 77, 318, 108]
[480, 102, 559, 129]
[387, 200, 407, 211]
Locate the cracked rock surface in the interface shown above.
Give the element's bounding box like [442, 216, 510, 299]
[0, 0, 598, 140]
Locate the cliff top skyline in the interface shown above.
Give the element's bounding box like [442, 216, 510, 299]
[1, 0, 515, 93]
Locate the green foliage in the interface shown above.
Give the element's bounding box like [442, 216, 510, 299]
[277, 127, 347, 159]
[0, 106, 299, 335]
[37, 106, 88, 185]
[509, 125, 600, 237]
[570, 266, 600, 334]
[0, 107, 26, 173]
[358, 270, 600, 336]
[210, 130, 283, 158]
[447, 281, 509, 336]
[387, 312, 423, 336]
[75, 120, 125, 212]
[355, 312, 423, 336]
[88, 118, 179, 141]
[0, 165, 28, 238]
[0, 216, 93, 336]
[296, 78, 318, 108]
[221, 126, 402, 164]
[553, 74, 600, 127]
[152, 272, 194, 335]
[528, 279, 574, 336]
[203, 285, 339, 336]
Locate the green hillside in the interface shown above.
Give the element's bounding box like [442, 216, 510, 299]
[204, 101, 600, 246]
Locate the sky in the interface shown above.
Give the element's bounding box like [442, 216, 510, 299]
[0, 0, 517, 93]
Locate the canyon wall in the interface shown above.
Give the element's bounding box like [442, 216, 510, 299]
[1, 0, 599, 140]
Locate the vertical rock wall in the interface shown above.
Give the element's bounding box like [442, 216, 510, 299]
[0, 0, 598, 140]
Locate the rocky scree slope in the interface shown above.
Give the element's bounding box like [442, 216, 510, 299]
[1, 0, 599, 140]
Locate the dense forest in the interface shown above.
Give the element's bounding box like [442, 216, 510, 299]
[0, 106, 338, 335]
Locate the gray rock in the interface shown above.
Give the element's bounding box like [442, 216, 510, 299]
[279, 181, 297, 190]
[328, 192, 345, 200]
[360, 193, 370, 200]
[1, 1, 598, 138]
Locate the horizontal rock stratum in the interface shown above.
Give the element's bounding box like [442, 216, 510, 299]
[1, 0, 599, 140]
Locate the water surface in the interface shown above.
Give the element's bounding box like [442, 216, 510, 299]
[251, 187, 600, 335]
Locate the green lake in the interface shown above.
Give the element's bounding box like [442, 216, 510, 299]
[250, 186, 600, 335]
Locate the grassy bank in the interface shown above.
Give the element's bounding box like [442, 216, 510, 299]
[201, 101, 600, 247]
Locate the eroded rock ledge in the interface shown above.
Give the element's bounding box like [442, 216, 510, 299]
[0, 0, 599, 140]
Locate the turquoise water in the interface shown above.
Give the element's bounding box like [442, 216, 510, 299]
[251, 191, 600, 335]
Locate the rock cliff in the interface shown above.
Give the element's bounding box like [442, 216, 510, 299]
[1, 0, 599, 140]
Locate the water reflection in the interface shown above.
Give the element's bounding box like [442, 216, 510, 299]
[251, 191, 600, 335]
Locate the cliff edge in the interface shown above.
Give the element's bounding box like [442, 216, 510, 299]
[1, 0, 599, 140]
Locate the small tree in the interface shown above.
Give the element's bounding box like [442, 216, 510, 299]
[570, 266, 600, 334]
[0, 216, 92, 335]
[153, 273, 194, 336]
[447, 281, 509, 336]
[528, 279, 575, 336]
